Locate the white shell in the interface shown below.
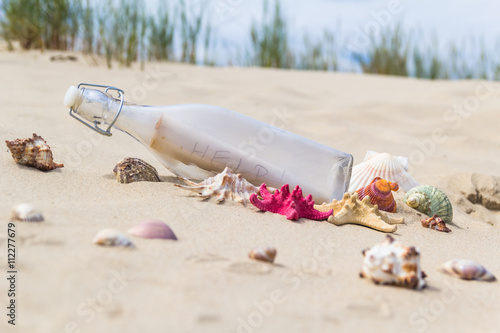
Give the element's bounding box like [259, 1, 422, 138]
[249, 246, 277, 263]
[360, 235, 426, 289]
[93, 229, 134, 247]
[438, 259, 496, 281]
[349, 151, 419, 192]
[10, 203, 44, 222]
[175, 167, 269, 204]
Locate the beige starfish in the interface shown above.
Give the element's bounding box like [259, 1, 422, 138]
[314, 193, 404, 233]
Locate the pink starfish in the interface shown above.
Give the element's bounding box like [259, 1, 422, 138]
[250, 183, 333, 221]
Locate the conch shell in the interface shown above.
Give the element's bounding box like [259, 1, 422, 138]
[349, 151, 418, 192]
[360, 235, 426, 289]
[315, 192, 404, 233]
[5, 133, 64, 171]
[404, 185, 453, 223]
[175, 167, 264, 204]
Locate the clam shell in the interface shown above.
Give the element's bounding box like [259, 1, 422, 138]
[93, 229, 134, 247]
[10, 203, 44, 222]
[404, 185, 453, 223]
[249, 247, 277, 263]
[438, 259, 496, 281]
[355, 177, 398, 213]
[128, 220, 177, 240]
[113, 158, 160, 184]
[5, 133, 64, 171]
[349, 151, 418, 192]
[360, 235, 426, 290]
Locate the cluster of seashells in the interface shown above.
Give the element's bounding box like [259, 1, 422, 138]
[6, 131, 496, 291]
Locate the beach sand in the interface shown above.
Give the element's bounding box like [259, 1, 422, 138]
[1, 50, 499, 333]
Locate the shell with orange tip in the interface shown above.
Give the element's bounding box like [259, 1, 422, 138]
[348, 151, 418, 192]
[355, 177, 398, 213]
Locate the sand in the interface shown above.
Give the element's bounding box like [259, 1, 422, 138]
[1, 50, 499, 333]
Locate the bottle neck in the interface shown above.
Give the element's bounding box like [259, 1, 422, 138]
[71, 88, 162, 144]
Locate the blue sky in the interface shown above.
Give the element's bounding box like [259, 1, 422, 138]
[180, 0, 500, 65]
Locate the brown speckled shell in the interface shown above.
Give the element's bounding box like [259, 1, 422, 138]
[113, 158, 160, 184]
[5, 133, 63, 171]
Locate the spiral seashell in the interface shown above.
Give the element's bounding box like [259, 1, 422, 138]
[355, 177, 398, 213]
[348, 151, 419, 192]
[438, 259, 495, 281]
[113, 158, 161, 184]
[10, 203, 44, 222]
[175, 167, 265, 204]
[128, 220, 177, 240]
[404, 185, 453, 223]
[5, 133, 64, 171]
[360, 235, 426, 290]
[249, 247, 277, 264]
[93, 229, 134, 247]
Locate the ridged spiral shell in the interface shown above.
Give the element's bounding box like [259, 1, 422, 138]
[404, 185, 453, 223]
[355, 177, 398, 213]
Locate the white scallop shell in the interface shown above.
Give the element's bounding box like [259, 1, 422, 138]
[349, 151, 419, 192]
[10, 203, 44, 222]
[438, 259, 496, 281]
[360, 235, 426, 289]
[93, 229, 134, 247]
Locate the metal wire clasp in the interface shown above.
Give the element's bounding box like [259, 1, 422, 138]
[68, 83, 125, 136]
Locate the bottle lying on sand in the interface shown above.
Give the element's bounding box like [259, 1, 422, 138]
[64, 83, 353, 202]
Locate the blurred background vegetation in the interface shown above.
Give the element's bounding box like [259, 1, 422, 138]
[1, 0, 499, 80]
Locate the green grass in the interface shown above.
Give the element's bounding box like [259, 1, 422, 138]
[0, 0, 498, 80]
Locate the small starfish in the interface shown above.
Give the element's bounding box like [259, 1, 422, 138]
[315, 193, 404, 233]
[249, 183, 333, 221]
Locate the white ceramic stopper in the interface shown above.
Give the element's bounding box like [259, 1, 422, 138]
[64, 86, 80, 107]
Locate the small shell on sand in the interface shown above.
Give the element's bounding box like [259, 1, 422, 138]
[113, 158, 161, 184]
[360, 235, 426, 289]
[421, 214, 451, 233]
[93, 229, 134, 247]
[5, 133, 64, 171]
[128, 220, 177, 240]
[10, 203, 44, 222]
[249, 247, 277, 263]
[438, 259, 496, 281]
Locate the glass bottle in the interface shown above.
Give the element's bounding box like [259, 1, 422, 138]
[64, 83, 352, 202]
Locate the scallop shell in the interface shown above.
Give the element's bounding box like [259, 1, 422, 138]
[10, 203, 44, 222]
[404, 185, 453, 223]
[175, 167, 266, 204]
[360, 235, 426, 290]
[5, 133, 64, 171]
[93, 229, 134, 247]
[438, 259, 495, 281]
[249, 247, 277, 263]
[128, 220, 177, 240]
[113, 158, 160, 184]
[349, 151, 418, 192]
[355, 177, 398, 213]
